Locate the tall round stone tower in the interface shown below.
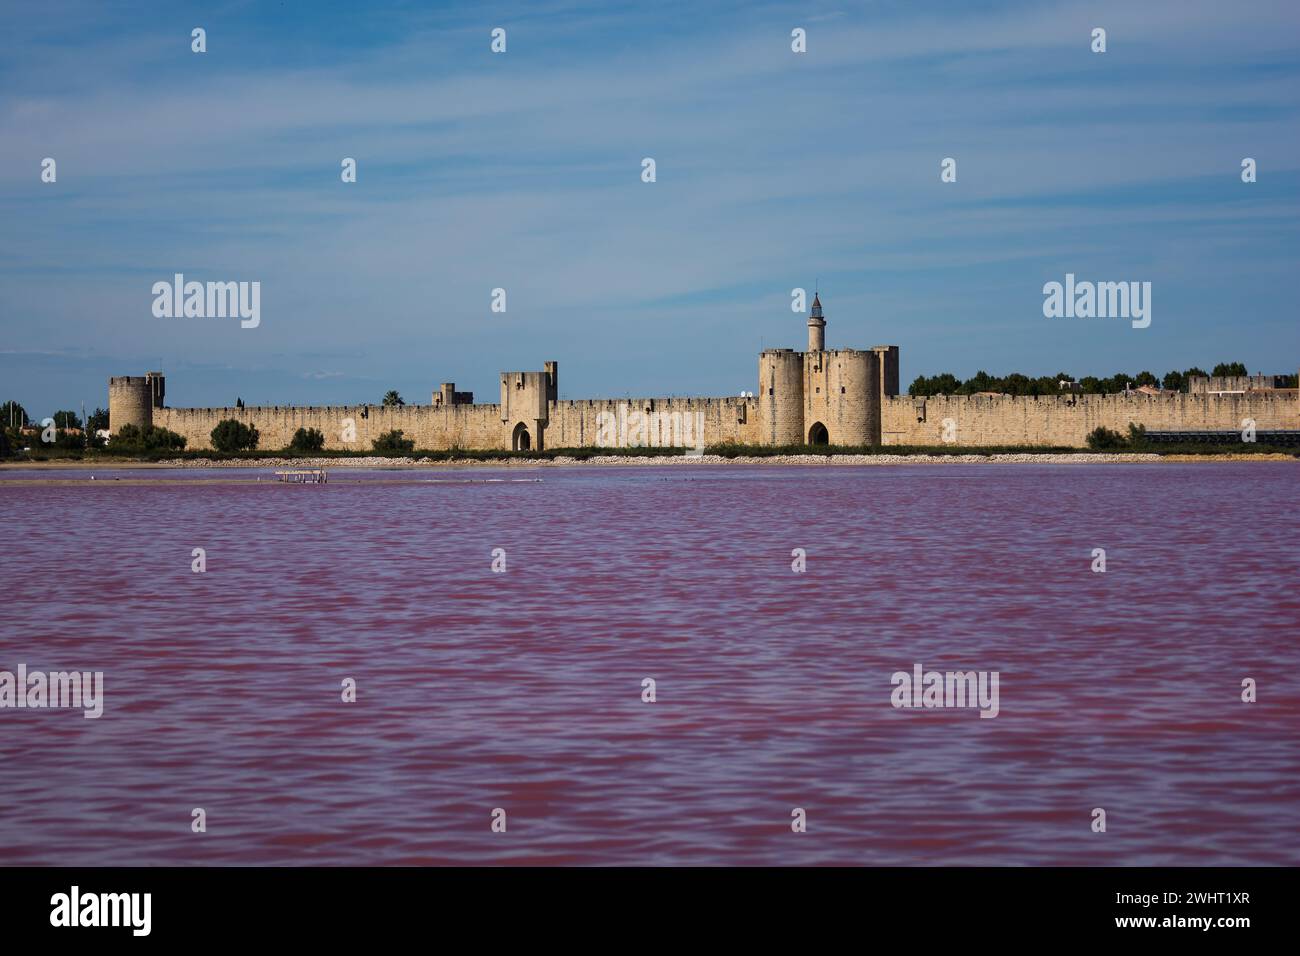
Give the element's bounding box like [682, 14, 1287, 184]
[806, 349, 876, 446]
[108, 371, 165, 433]
[758, 349, 804, 445]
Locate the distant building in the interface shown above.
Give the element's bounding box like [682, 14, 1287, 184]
[1187, 373, 1290, 395]
[431, 383, 474, 407]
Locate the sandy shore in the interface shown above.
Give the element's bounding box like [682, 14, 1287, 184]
[3, 451, 1295, 470]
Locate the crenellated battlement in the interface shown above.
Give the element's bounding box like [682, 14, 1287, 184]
[108, 297, 1295, 451]
[886, 389, 1299, 446]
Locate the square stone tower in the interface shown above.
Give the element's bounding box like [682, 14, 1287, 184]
[499, 362, 557, 451]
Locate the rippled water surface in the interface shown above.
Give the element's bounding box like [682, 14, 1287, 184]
[1, 462, 1297, 865]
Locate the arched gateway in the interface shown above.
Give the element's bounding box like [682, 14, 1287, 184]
[512, 422, 531, 451]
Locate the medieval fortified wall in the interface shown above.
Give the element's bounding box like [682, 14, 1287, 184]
[109, 296, 1298, 451]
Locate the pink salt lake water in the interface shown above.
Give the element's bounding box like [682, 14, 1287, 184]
[0, 462, 1297, 865]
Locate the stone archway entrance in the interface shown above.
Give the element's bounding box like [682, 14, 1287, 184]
[512, 422, 532, 451]
[808, 422, 829, 445]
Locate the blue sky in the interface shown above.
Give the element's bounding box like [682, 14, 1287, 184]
[2, 0, 1298, 415]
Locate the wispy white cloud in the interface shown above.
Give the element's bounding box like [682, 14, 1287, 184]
[1, 0, 1297, 412]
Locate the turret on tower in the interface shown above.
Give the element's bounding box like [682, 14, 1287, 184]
[807, 292, 826, 351]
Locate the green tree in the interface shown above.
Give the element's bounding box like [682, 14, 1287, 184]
[1161, 370, 1184, 392]
[1, 400, 28, 428]
[87, 407, 109, 431]
[962, 370, 995, 394]
[210, 419, 260, 453]
[993, 373, 1017, 395]
[1212, 362, 1248, 377]
[932, 373, 961, 395]
[908, 373, 966, 396]
[1086, 426, 1127, 450]
[1134, 371, 1157, 388]
[382, 390, 405, 407]
[1098, 372, 1134, 394]
[372, 429, 414, 455]
[1041, 373, 1074, 395]
[111, 424, 187, 452]
[289, 427, 325, 452]
[49, 409, 83, 430]
[148, 427, 187, 451]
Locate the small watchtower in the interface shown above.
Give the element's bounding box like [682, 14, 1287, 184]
[807, 293, 826, 351]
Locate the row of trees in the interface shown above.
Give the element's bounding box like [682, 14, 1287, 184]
[208, 421, 414, 455]
[2, 402, 113, 454]
[1, 409, 418, 458]
[3, 388, 413, 458]
[907, 363, 1292, 398]
[2, 401, 112, 431]
[111, 424, 187, 452]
